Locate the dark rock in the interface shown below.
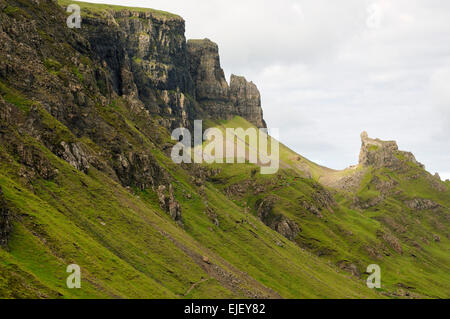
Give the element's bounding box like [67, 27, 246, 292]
[352, 192, 384, 210]
[372, 175, 398, 195]
[187, 39, 266, 128]
[229, 75, 265, 128]
[205, 206, 220, 227]
[58, 141, 90, 173]
[298, 184, 336, 217]
[114, 151, 169, 190]
[256, 196, 300, 240]
[187, 39, 229, 102]
[0, 186, 12, 249]
[273, 218, 300, 241]
[359, 131, 424, 170]
[14, 143, 58, 180]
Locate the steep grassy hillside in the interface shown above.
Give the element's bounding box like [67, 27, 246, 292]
[0, 96, 381, 298]
[0, 0, 448, 299]
[204, 117, 449, 298]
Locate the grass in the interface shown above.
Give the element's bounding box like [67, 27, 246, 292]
[197, 117, 450, 298]
[43, 58, 62, 73]
[0, 94, 448, 298]
[0, 100, 384, 299]
[1, 1, 448, 298]
[57, 0, 183, 20]
[0, 81, 36, 112]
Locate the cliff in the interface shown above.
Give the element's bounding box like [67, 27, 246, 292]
[0, 0, 448, 300]
[60, 2, 266, 129]
[187, 39, 266, 128]
[359, 131, 424, 170]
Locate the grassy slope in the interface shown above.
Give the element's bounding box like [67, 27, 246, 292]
[0, 1, 447, 300]
[0, 87, 381, 298]
[203, 116, 450, 298]
[58, 0, 182, 20]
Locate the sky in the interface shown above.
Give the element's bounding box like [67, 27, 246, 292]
[76, 0, 450, 179]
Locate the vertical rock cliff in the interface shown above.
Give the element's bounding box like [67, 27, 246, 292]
[187, 38, 266, 128]
[78, 8, 195, 129]
[229, 74, 266, 128]
[72, 9, 266, 129]
[359, 131, 423, 170]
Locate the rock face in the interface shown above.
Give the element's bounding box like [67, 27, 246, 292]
[0, 2, 269, 225]
[405, 198, 440, 211]
[359, 131, 423, 169]
[337, 260, 361, 277]
[157, 185, 183, 226]
[0, 186, 12, 248]
[256, 196, 300, 240]
[78, 8, 194, 130]
[58, 142, 90, 173]
[298, 184, 336, 218]
[187, 39, 229, 102]
[187, 39, 266, 128]
[229, 75, 265, 128]
[80, 15, 266, 130]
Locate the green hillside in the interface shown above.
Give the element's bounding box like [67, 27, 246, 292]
[0, 0, 448, 299]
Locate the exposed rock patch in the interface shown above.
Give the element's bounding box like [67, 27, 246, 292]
[377, 230, 403, 254]
[405, 198, 440, 211]
[298, 184, 336, 218]
[114, 151, 168, 190]
[337, 260, 361, 277]
[187, 39, 229, 102]
[229, 75, 265, 128]
[157, 184, 183, 225]
[359, 131, 423, 170]
[256, 196, 300, 240]
[0, 186, 12, 249]
[58, 141, 90, 173]
[352, 195, 384, 210]
[14, 143, 58, 180]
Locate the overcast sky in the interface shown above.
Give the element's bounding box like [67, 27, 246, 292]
[78, 0, 450, 179]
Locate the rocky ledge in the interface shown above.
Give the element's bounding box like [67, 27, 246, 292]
[187, 39, 266, 128]
[359, 131, 424, 170]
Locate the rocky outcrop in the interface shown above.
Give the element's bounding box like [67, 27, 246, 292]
[337, 260, 361, 277]
[256, 196, 300, 240]
[187, 39, 229, 102]
[229, 75, 265, 128]
[298, 184, 336, 218]
[187, 39, 266, 128]
[14, 144, 58, 180]
[359, 131, 423, 170]
[80, 17, 266, 130]
[377, 230, 403, 254]
[0, 186, 12, 249]
[58, 142, 90, 173]
[405, 198, 440, 211]
[157, 184, 182, 225]
[76, 7, 195, 130]
[113, 151, 169, 191]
